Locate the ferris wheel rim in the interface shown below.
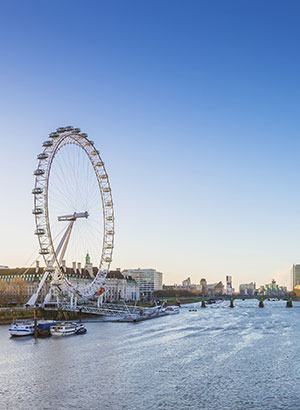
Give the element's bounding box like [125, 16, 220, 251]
[32, 127, 114, 298]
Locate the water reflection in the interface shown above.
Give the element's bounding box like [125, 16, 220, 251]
[0, 300, 299, 409]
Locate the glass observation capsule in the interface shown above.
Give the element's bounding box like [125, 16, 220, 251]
[34, 228, 46, 235]
[32, 187, 43, 194]
[56, 127, 66, 133]
[32, 208, 43, 215]
[49, 132, 59, 138]
[34, 169, 45, 176]
[39, 248, 49, 255]
[43, 140, 53, 147]
[37, 153, 49, 160]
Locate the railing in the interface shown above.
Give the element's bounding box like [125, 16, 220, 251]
[44, 302, 163, 317]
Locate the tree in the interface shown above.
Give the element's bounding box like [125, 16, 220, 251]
[0, 280, 9, 305]
[8, 277, 28, 305]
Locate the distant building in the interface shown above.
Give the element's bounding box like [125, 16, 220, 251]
[0, 265, 9, 269]
[226, 275, 232, 296]
[258, 279, 287, 296]
[206, 284, 215, 296]
[258, 285, 266, 294]
[182, 277, 191, 288]
[239, 282, 256, 296]
[200, 278, 207, 294]
[206, 281, 224, 297]
[291, 264, 300, 290]
[122, 268, 163, 300]
[214, 281, 224, 296]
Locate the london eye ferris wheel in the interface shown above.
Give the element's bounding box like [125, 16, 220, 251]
[29, 126, 114, 304]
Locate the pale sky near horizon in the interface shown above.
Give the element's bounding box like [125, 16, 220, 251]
[0, 1, 300, 289]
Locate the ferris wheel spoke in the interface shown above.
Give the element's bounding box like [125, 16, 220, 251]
[65, 145, 83, 206]
[53, 153, 79, 209]
[85, 221, 104, 239]
[48, 186, 76, 212]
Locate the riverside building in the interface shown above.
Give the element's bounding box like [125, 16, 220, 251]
[103, 269, 140, 302]
[122, 268, 163, 300]
[0, 262, 50, 304]
[0, 262, 140, 304]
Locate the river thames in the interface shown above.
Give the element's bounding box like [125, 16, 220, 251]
[0, 300, 299, 410]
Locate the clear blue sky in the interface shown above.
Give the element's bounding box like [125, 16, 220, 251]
[0, 0, 300, 289]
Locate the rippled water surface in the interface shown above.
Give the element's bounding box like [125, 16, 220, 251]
[1, 300, 300, 410]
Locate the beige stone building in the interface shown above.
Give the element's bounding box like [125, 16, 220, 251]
[0, 263, 140, 304]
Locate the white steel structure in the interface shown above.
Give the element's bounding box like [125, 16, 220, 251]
[28, 126, 114, 306]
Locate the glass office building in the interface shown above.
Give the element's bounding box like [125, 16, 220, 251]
[291, 264, 300, 289]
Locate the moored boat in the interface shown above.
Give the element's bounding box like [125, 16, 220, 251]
[9, 320, 34, 337]
[50, 322, 77, 336]
[38, 320, 57, 330]
[165, 306, 180, 315]
[75, 323, 87, 334]
[37, 320, 56, 337]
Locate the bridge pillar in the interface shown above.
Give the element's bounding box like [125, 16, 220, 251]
[286, 299, 293, 308]
[229, 298, 234, 308]
[201, 298, 206, 308]
[259, 298, 264, 308]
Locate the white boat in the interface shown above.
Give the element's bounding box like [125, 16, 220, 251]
[50, 322, 77, 336]
[9, 320, 35, 337]
[165, 306, 180, 315]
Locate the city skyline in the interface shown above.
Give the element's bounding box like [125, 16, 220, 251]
[1, 1, 300, 290]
